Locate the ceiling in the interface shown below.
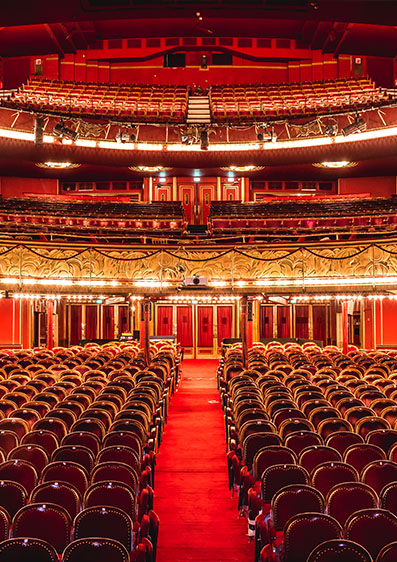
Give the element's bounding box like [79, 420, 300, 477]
[1, 0, 397, 180]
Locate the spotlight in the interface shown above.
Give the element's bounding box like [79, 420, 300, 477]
[341, 117, 366, 136]
[200, 129, 209, 150]
[34, 116, 44, 146]
[325, 124, 337, 136]
[53, 121, 78, 141]
[116, 126, 136, 144]
[181, 134, 193, 145]
[257, 131, 264, 141]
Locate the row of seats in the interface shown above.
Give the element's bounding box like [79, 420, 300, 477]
[0, 340, 181, 561]
[0, 197, 187, 239]
[6, 77, 189, 122]
[210, 77, 391, 122]
[219, 341, 397, 562]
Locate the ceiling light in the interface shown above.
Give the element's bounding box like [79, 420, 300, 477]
[36, 162, 81, 169]
[313, 161, 358, 169]
[221, 166, 265, 172]
[129, 166, 172, 172]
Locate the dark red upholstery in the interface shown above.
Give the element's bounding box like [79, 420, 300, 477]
[0, 459, 38, 494]
[8, 444, 49, 473]
[345, 508, 397, 560]
[344, 444, 386, 474]
[83, 481, 136, 521]
[73, 506, 133, 552]
[30, 481, 82, 520]
[62, 538, 130, 562]
[298, 445, 342, 474]
[51, 445, 95, 473]
[281, 512, 342, 562]
[311, 461, 359, 497]
[381, 482, 397, 516]
[376, 541, 397, 562]
[0, 538, 59, 562]
[21, 430, 60, 456]
[41, 461, 89, 497]
[271, 484, 325, 531]
[327, 482, 378, 526]
[0, 480, 27, 518]
[90, 461, 139, 490]
[307, 539, 373, 562]
[12, 502, 71, 553]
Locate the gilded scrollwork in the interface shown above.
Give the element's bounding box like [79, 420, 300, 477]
[0, 241, 396, 286]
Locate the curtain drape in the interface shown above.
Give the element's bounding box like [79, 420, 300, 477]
[177, 306, 193, 347]
[217, 305, 232, 347]
[198, 306, 213, 347]
[157, 306, 173, 336]
[86, 305, 97, 340]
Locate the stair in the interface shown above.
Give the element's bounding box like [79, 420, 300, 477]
[186, 95, 211, 124]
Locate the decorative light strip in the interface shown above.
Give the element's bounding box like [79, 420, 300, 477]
[255, 276, 397, 287]
[313, 161, 357, 169]
[36, 162, 81, 169]
[3, 123, 397, 153]
[292, 294, 397, 302]
[134, 281, 170, 288]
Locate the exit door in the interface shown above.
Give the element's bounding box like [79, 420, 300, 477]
[179, 183, 215, 224]
[156, 303, 233, 357]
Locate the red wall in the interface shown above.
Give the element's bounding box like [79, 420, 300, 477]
[4, 48, 388, 89]
[0, 299, 30, 347]
[0, 177, 58, 197]
[339, 177, 396, 198]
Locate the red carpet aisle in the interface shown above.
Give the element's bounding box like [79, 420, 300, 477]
[155, 359, 254, 562]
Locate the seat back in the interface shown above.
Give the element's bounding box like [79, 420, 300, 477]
[376, 541, 397, 562]
[381, 482, 397, 516]
[299, 445, 342, 474]
[12, 502, 71, 553]
[345, 508, 397, 560]
[21, 430, 59, 456]
[311, 461, 359, 497]
[327, 482, 378, 526]
[73, 506, 133, 552]
[51, 445, 95, 473]
[252, 446, 297, 479]
[344, 443, 386, 474]
[307, 538, 373, 562]
[8, 444, 49, 474]
[272, 484, 325, 531]
[362, 460, 397, 494]
[62, 538, 130, 562]
[30, 481, 82, 520]
[41, 461, 89, 497]
[0, 459, 38, 494]
[283, 513, 342, 562]
[0, 538, 59, 562]
[0, 479, 27, 518]
[84, 481, 136, 521]
[261, 464, 309, 503]
[90, 462, 139, 491]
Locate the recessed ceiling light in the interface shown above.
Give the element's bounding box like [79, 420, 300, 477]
[129, 166, 172, 172]
[36, 162, 81, 169]
[221, 165, 265, 172]
[313, 161, 358, 169]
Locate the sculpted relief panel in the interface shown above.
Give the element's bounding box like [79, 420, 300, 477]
[0, 242, 396, 285]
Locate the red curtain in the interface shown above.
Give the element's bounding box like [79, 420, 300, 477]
[198, 306, 213, 347]
[295, 305, 309, 339]
[277, 306, 290, 339]
[118, 306, 129, 335]
[177, 306, 193, 347]
[313, 305, 327, 345]
[103, 306, 114, 339]
[86, 306, 97, 340]
[70, 305, 82, 345]
[157, 306, 173, 336]
[260, 306, 273, 339]
[217, 306, 232, 347]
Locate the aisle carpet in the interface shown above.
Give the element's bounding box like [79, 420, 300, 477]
[155, 359, 254, 562]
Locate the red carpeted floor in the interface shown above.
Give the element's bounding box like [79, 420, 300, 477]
[155, 359, 254, 562]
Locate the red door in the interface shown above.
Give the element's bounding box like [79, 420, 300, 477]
[277, 306, 290, 339]
[295, 305, 309, 339]
[217, 306, 233, 348]
[177, 306, 193, 356]
[157, 306, 173, 336]
[260, 306, 274, 339]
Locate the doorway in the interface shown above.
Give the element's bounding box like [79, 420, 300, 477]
[156, 303, 234, 357]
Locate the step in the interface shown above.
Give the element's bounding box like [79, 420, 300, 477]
[186, 118, 211, 123]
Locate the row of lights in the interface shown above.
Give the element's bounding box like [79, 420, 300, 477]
[4, 277, 397, 290]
